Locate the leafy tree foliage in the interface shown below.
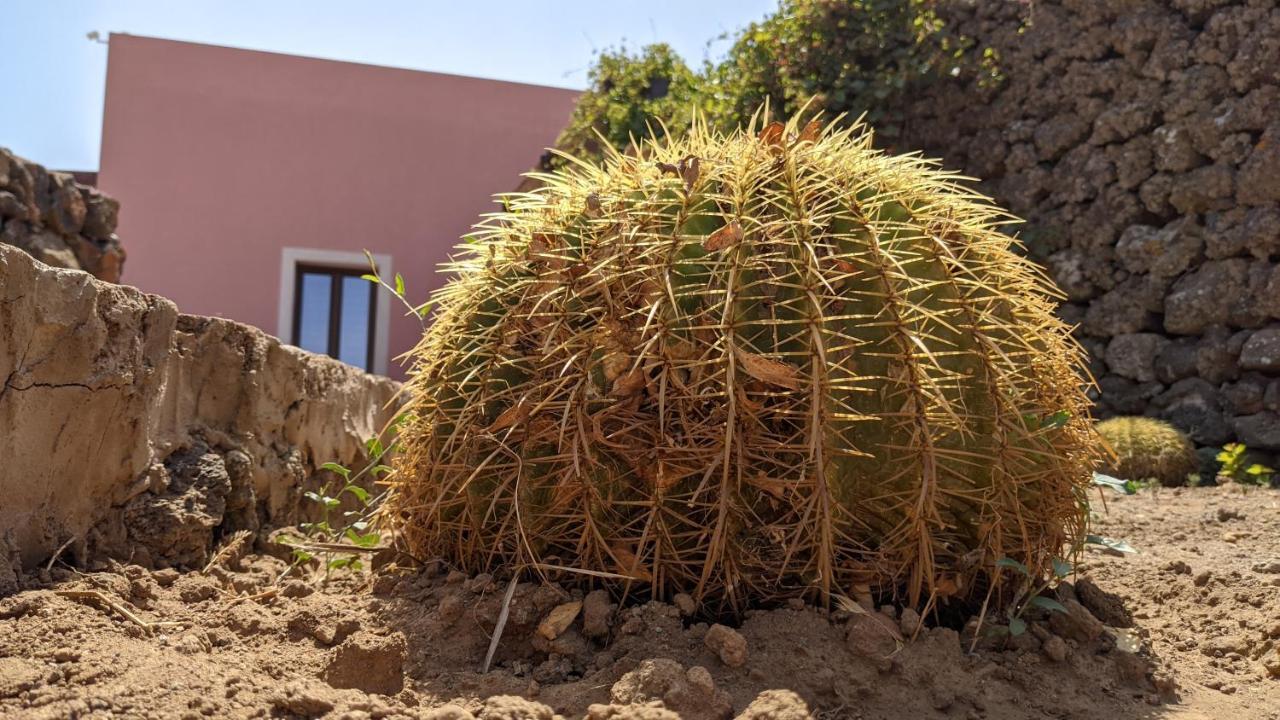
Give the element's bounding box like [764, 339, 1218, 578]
[550, 0, 994, 166]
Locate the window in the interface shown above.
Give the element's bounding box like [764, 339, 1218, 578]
[277, 248, 392, 375]
[291, 265, 377, 370]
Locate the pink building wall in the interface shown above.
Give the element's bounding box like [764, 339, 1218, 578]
[98, 34, 578, 379]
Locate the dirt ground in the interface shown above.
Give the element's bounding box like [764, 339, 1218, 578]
[1, 484, 1277, 720]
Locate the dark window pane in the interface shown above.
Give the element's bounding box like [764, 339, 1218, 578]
[338, 275, 372, 369]
[297, 273, 331, 355]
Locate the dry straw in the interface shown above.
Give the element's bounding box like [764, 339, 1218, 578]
[389, 111, 1101, 615]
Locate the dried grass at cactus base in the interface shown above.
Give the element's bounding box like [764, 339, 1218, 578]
[389, 113, 1103, 616]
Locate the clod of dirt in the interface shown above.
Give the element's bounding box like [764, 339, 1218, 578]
[586, 703, 680, 720]
[704, 623, 749, 667]
[477, 695, 562, 720]
[323, 631, 407, 695]
[1075, 577, 1133, 627]
[173, 573, 220, 603]
[1215, 507, 1244, 522]
[1252, 560, 1280, 574]
[735, 689, 811, 719]
[268, 680, 338, 718]
[0, 657, 43, 699]
[1043, 634, 1070, 663]
[280, 579, 315, 598]
[845, 612, 903, 659]
[898, 607, 922, 637]
[537, 600, 582, 640]
[672, 593, 696, 617]
[1113, 649, 1155, 686]
[423, 705, 480, 720]
[1048, 598, 1105, 642]
[581, 589, 614, 639]
[609, 658, 732, 720]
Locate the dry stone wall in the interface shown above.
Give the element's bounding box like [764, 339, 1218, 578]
[0, 148, 126, 282]
[896, 0, 1280, 452]
[0, 245, 399, 590]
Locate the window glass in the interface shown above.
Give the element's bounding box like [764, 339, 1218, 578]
[338, 275, 372, 369]
[297, 272, 331, 356]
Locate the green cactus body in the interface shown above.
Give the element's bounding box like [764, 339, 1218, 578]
[393, 116, 1100, 614]
[1096, 416, 1198, 487]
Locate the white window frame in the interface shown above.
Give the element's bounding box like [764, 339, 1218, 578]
[276, 247, 392, 375]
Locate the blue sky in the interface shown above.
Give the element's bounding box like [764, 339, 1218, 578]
[1, 1, 778, 171]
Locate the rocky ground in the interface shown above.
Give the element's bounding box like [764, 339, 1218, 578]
[0, 484, 1277, 720]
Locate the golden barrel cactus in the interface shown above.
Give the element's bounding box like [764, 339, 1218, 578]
[391, 115, 1100, 613]
[1096, 416, 1198, 487]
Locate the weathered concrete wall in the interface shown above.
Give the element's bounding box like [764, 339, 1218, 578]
[897, 0, 1280, 451]
[0, 244, 400, 587]
[0, 148, 126, 282]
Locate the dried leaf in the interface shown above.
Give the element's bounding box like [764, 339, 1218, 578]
[759, 121, 785, 152]
[798, 119, 822, 144]
[536, 600, 582, 640]
[610, 543, 652, 582]
[703, 222, 743, 252]
[735, 387, 764, 414]
[934, 574, 961, 597]
[611, 367, 647, 397]
[747, 473, 787, 501]
[654, 462, 681, 491]
[487, 400, 529, 432]
[735, 347, 801, 390]
[679, 155, 700, 193]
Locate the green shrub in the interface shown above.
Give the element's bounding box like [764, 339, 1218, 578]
[551, 0, 994, 168]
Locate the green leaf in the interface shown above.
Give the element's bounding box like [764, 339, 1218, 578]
[370, 464, 394, 477]
[343, 484, 371, 504]
[1245, 464, 1273, 475]
[345, 528, 381, 548]
[995, 557, 1029, 576]
[365, 437, 384, 458]
[1091, 472, 1132, 494]
[1051, 557, 1072, 579]
[327, 556, 355, 570]
[1028, 595, 1068, 614]
[303, 491, 324, 504]
[320, 462, 351, 480]
[291, 549, 314, 563]
[394, 273, 405, 297]
[1043, 410, 1071, 429]
[1085, 534, 1137, 554]
[360, 273, 380, 284]
[1008, 617, 1026, 636]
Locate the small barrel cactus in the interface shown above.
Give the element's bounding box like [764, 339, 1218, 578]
[1096, 417, 1198, 487]
[391, 115, 1100, 613]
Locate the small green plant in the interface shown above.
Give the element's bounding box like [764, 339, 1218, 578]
[1216, 443, 1274, 486]
[994, 556, 1071, 638]
[277, 424, 400, 581]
